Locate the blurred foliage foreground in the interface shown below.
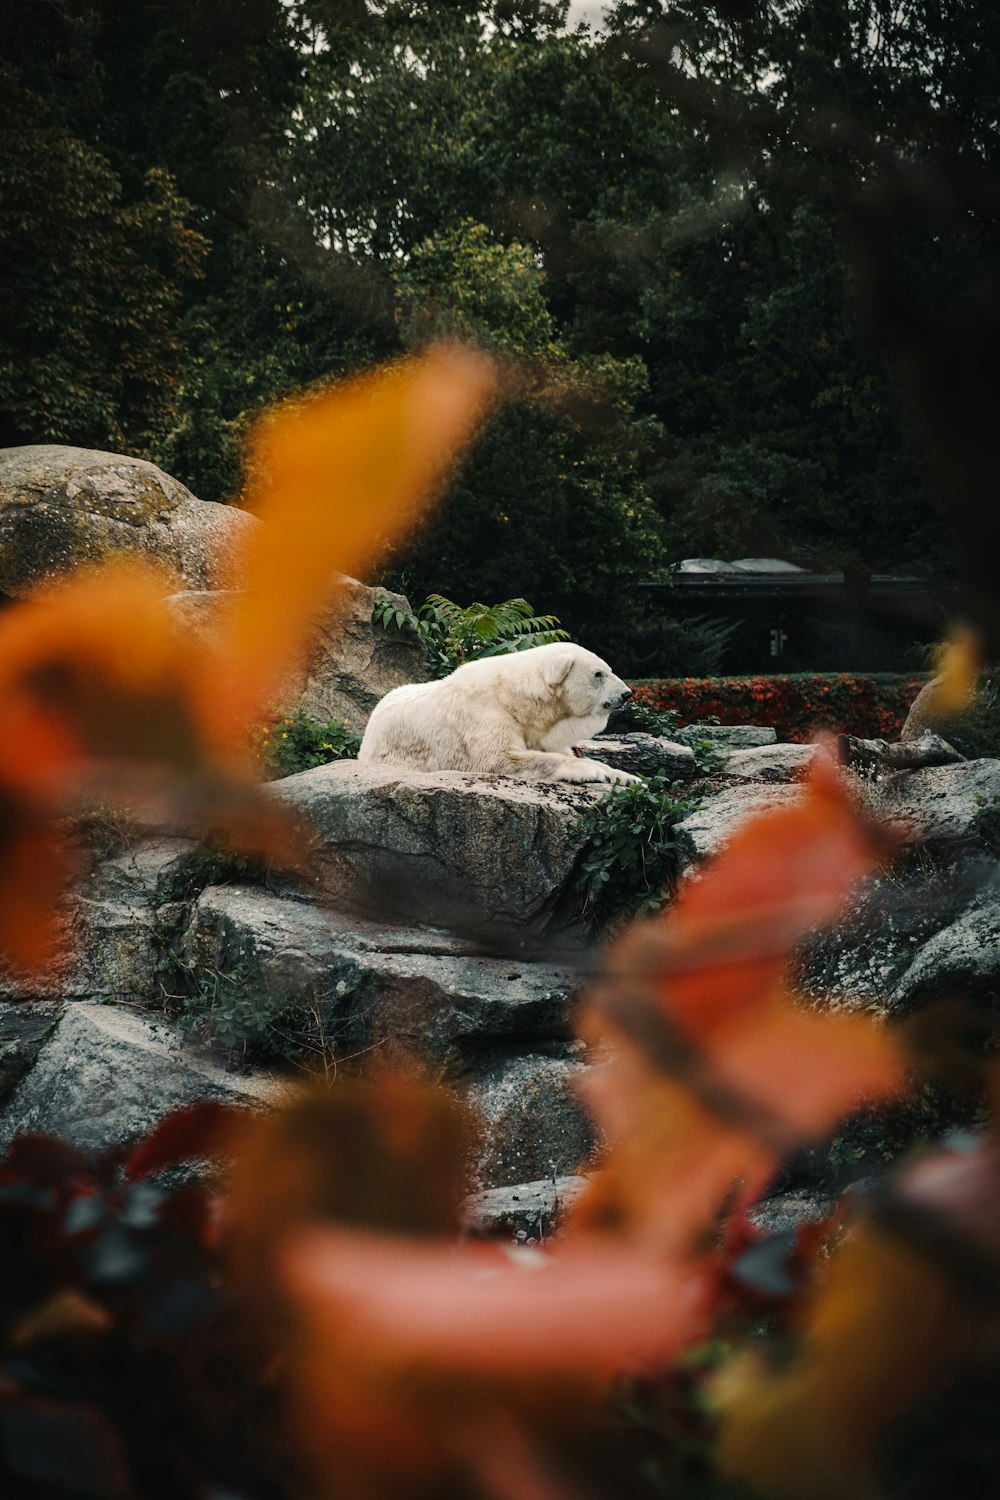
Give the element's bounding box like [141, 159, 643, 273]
[0, 351, 997, 1500]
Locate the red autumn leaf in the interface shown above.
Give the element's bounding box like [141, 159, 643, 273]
[283, 1229, 709, 1380]
[123, 1101, 245, 1182]
[215, 344, 498, 727]
[574, 752, 903, 1252]
[0, 347, 498, 973]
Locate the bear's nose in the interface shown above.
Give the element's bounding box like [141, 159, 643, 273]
[619, 686, 633, 703]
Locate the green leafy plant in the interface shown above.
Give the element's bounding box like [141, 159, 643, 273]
[174, 962, 305, 1064]
[632, 672, 928, 742]
[256, 706, 361, 779]
[375, 592, 570, 678]
[575, 772, 698, 932]
[609, 699, 682, 738]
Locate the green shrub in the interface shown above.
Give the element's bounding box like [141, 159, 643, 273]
[575, 773, 697, 932]
[375, 592, 569, 678]
[935, 674, 1000, 760]
[173, 961, 317, 1067]
[631, 672, 927, 741]
[608, 610, 737, 680]
[609, 699, 682, 738]
[256, 707, 361, 779]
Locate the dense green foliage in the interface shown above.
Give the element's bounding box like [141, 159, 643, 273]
[575, 771, 697, 931]
[375, 591, 570, 677]
[932, 674, 1000, 762]
[7, 0, 999, 655]
[257, 708, 361, 779]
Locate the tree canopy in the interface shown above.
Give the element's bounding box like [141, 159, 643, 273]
[4, 0, 998, 658]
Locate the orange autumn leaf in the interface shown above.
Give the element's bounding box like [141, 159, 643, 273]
[930, 625, 981, 717]
[716, 1133, 1000, 1500]
[284, 1229, 709, 1380]
[0, 348, 498, 972]
[281, 1227, 709, 1500]
[216, 344, 498, 725]
[574, 752, 903, 1250]
[611, 749, 893, 1044]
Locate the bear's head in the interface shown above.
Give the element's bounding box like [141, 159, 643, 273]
[543, 644, 632, 724]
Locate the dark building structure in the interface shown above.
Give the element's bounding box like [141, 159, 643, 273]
[640, 559, 945, 674]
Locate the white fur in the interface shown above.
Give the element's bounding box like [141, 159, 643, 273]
[358, 641, 638, 784]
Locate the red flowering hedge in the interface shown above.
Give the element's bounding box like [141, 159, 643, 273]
[630, 672, 928, 743]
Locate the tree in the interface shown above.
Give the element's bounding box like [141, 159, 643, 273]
[0, 67, 207, 454]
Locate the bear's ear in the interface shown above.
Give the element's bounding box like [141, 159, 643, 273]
[544, 651, 575, 688]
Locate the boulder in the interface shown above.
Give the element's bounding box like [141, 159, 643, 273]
[722, 743, 820, 781]
[580, 734, 696, 780]
[466, 1050, 595, 1189]
[674, 784, 803, 866]
[62, 839, 203, 1005]
[892, 890, 1000, 1013]
[463, 1173, 590, 1239]
[747, 1189, 835, 1235]
[887, 759, 1000, 843]
[0, 446, 256, 595]
[168, 576, 427, 733]
[179, 885, 580, 1075]
[797, 856, 993, 1010]
[675, 724, 777, 751]
[0, 1002, 292, 1153]
[0, 1002, 61, 1109]
[839, 733, 964, 773]
[271, 762, 604, 946]
[901, 674, 943, 740]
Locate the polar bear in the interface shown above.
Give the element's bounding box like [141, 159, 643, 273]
[358, 641, 638, 784]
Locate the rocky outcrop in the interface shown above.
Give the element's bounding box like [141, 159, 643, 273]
[901, 674, 944, 740]
[722, 743, 819, 781]
[272, 762, 602, 945]
[179, 885, 580, 1076]
[0, 447, 425, 733]
[0, 1003, 61, 1110]
[0, 446, 256, 595]
[464, 1173, 590, 1239]
[467, 1050, 594, 1188]
[839, 732, 964, 773]
[887, 759, 1000, 843]
[674, 724, 777, 751]
[580, 734, 696, 780]
[892, 887, 1000, 1013]
[0, 1003, 292, 1153]
[168, 577, 427, 733]
[674, 784, 803, 866]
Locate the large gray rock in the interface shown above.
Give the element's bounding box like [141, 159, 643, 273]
[901, 675, 942, 740]
[839, 733, 964, 773]
[272, 762, 604, 945]
[892, 890, 1000, 1013]
[62, 839, 203, 1005]
[747, 1189, 834, 1235]
[467, 1050, 595, 1189]
[0, 446, 256, 595]
[580, 734, 696, 780]
[179, 885, 580, 1075]
[674, 784, 802, 866]
[675, 724, 777, 751]
[463, 1173, 590, 1240]
[722, 743, 820, 781]
[0, 1002, 292, 1153]
[797, 856, 994, 1010]
[887, 759, 1000, 843]
[0, 1002, 61, 1109]
[168, 576, 427, 733]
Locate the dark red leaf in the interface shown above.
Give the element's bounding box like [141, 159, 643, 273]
[122, 1102, 243, 1182]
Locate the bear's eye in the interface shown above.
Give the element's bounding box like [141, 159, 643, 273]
[593, 669, 604, 680]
